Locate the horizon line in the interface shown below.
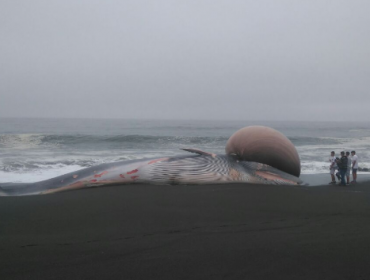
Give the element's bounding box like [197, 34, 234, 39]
[0, 116, 365, 124]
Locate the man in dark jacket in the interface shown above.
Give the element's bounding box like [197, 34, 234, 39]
[336, 151, 348, 186]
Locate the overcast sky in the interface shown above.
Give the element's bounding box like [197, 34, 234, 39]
[0, 0, 369, 121]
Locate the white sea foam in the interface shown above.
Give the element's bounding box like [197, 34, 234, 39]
[300, 161, 328, 174]
[0, 134, 61, 150]
[0, 164, 83, 183]
[0, 134, 42, 149]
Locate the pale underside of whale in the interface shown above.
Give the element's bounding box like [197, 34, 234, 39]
[0, 149, 302, 196]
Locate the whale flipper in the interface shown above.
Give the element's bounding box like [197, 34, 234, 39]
[181, 148, 216, 157]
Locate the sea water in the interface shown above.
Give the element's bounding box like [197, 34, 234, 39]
[1, 118, 370, 183]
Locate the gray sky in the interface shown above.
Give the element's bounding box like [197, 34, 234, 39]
[1, 0, 369, 121]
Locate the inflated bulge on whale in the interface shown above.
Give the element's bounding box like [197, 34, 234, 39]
[226, 126, 301, 177]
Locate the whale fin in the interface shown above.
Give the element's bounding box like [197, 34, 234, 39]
[239, 161, 302, 185]
[254, 170, 302, 185]
[253, 163, 302, 185]
[181, 148, 216, 157]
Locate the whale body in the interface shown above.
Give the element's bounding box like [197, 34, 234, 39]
[0, 149, 301, 196]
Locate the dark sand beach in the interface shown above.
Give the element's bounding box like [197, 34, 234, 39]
[1, 182, 370, 280]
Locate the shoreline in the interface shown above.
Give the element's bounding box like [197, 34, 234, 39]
[2, 172, 370, 187]
[300, 173, 370, 186]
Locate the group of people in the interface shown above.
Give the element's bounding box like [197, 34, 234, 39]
[329, 151, 358, 186]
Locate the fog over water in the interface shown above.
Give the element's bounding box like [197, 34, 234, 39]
[1, 1, 369, 121]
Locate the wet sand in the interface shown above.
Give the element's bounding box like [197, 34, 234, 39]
[1, 183, 370, 280]
[301, 173, 370, 186]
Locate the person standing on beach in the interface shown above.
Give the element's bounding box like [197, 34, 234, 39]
[329, 151, 338, 184]
[351, 151, 358, 183]
[336, 151, 348, 186]
[346, 151, 351, 184]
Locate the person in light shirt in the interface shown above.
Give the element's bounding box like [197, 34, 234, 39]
[329, 151, 338, 184]
[346, 151, 351, 185]
[351, 151, 358, 183]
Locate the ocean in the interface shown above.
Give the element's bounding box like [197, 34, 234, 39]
[1, 118, 369, 183]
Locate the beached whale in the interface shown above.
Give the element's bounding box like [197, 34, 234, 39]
[0, 126, 302, 196]
[0, 149, 302, 196]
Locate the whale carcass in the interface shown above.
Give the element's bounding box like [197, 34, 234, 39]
[0, 126, 302, 196]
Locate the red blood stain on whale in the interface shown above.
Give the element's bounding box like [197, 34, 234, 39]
[94, 171, 108, 178]
[119, 174, 125, 178]
[127, 169, 138, 175]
